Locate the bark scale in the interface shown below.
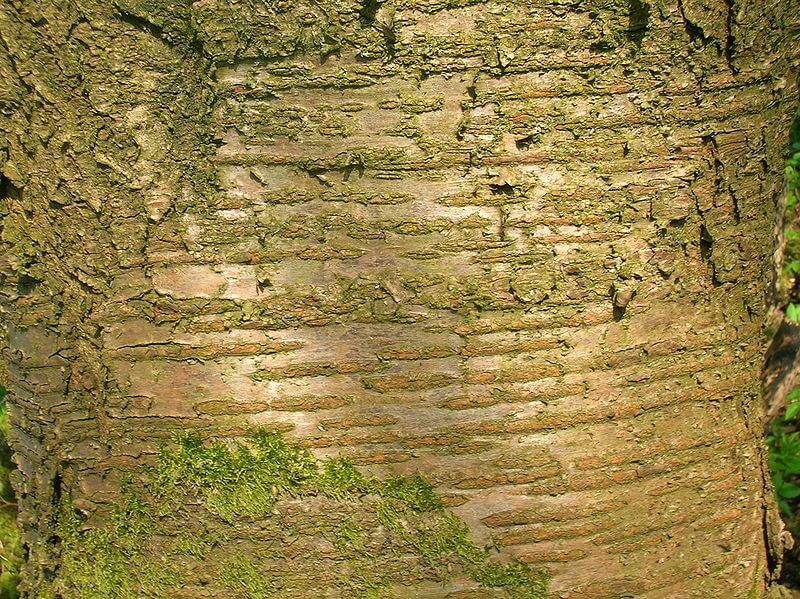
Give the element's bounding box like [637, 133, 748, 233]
[0, 0, 798, 597]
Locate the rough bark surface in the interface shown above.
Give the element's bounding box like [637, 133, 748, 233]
[0, 0, 798, 597]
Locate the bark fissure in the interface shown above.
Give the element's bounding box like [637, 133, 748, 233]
[723, 0, 738, 74]
[116, 9, 166, 41]
[676, 0, 710, 46]
[627, 0, 650, 48]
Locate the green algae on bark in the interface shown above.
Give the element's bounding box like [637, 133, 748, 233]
[41, 431, 548, 599]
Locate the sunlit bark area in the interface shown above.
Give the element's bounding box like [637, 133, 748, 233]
[0, 0, 798, 596]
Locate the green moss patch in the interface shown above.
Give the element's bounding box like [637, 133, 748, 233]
[41, 431, 548, 598]
[0, 391, 20, 599]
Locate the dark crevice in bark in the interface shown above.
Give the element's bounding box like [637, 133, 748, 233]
[0, 175, 20, 202]
[466, 82, 477, 101]
[489, 183, 515, 196]
[497, 206, 509, 241]
[515, 135, 535, 151]
[589, 40, 614, 54]
[732, 190, 741, 224]
[116, 9, 166, 41]
[723, 0, 738, 74]
[626, 0, 650, 48]
[677, 0, 737, 72]
[456, 75, 478, 142]
[66, 16, 89, 45]
[49, 471, 63, 529]
[704, 134, 741, 224]
[41, 464, 72, 589]
[494, 47, 507, 75]
[379, 20, 397, 58]
[44, 469, 64, 554]
[16, 275, 40, 296]
[114, 3, 207, 60]
[359, 0, 381, 24]
[676, 0, 710, 46]
[343, 154, 366, 182]
[699, 223, 713, 262]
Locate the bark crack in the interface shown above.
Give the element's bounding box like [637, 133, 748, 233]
[627, 0, 650, 49]
[676, 0, 710, 46]
[359, 0, 381, 24]
[116, 8, 166, 41]
[723, 0, 738, 74]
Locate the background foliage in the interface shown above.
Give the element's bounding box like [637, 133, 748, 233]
[769, 110, 800, 567]
[0, 386, 21, 599]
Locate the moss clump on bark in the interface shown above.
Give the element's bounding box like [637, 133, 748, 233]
[0, 392, 21, 599]
[48, 492, 181, 599]
[0, 508, 21, 599]
[219, 555, 274, 599]
[42, 431, 548, 598]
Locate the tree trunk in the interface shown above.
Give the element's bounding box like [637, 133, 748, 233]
[0, 0, 798, 597]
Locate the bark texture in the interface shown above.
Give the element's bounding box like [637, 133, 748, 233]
[0, 0, 798, 597]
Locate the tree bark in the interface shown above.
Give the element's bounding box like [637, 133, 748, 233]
[0, 0, 798, 597]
